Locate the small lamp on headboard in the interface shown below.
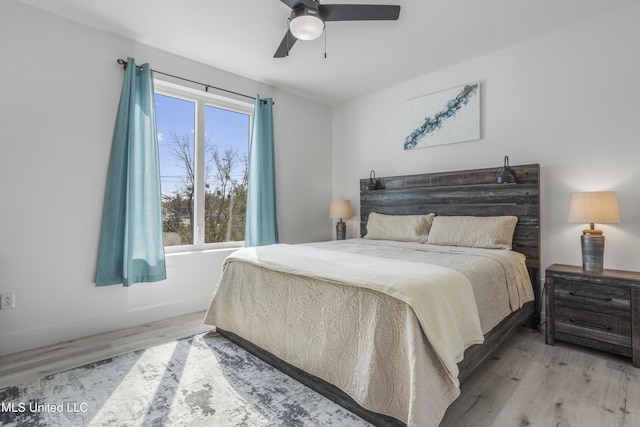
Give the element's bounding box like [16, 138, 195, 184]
[567, 191, 620, 272]
[496, 156, 516, 184]
[330, 200, 353, 240]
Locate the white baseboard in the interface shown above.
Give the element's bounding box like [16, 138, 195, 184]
[0, 296, 211, 357]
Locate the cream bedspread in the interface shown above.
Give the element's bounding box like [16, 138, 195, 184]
[204, 239, 533, 426]
[221, 243, 484, 387]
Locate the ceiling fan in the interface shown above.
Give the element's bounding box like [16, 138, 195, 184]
[274, 0, 401, 58]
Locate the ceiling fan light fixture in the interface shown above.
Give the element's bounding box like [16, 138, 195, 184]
[289, 7, 324, 41]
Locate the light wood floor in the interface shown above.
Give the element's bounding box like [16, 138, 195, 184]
[1, 314, 638, 426]
[441, 328, 639, 427]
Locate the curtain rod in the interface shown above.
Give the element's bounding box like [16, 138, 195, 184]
[116, 59, 270, 104]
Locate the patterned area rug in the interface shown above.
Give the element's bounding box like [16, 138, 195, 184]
[0, 331, 371, 426]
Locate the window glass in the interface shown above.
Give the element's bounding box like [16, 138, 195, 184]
[204, 106, 250, 243]
[155, 94, 195, 246]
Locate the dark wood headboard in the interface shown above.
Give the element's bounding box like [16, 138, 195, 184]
[359, 163, 541, 305]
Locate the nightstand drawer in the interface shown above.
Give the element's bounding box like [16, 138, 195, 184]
[555, 304, 631, 347]
[554, 278, 630, 313]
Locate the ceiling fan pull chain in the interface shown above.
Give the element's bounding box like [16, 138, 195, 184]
[324, 27, 327, 59]
[287, 18, 291, 57]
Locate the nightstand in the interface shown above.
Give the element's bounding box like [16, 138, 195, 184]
[545, 264, 640, 368]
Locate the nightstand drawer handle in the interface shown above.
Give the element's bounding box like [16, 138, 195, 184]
[569, 291, 612, 301]
[569, 318, 612, 331]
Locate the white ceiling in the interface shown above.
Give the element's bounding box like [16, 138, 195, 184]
[17, 0, 638, 105]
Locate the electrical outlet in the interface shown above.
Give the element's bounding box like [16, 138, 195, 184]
[1, 293, 15, 310]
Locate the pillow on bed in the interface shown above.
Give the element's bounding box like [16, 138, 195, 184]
[364, 212, 435, 243]
[426, 215, 518, 250]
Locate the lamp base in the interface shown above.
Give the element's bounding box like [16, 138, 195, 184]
[336, 221, 346, 240]
[581, 230, 604, 272]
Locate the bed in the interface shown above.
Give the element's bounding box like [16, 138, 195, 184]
[204, 163, 541, 426]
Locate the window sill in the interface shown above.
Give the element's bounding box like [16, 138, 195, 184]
[164, 241, 244, 257]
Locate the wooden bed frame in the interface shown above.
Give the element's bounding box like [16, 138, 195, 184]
[219, 163, 541, 427]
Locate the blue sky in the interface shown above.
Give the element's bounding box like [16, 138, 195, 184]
[155, 94, 250, 195]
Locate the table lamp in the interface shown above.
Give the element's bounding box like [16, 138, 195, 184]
[330, 200, 353, 240]
[567, 191, 620, 272]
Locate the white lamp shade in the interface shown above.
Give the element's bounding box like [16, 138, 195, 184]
[289, 13, 324, 40]
[568, 191, 620, 224]
[330, 200, 353, 219]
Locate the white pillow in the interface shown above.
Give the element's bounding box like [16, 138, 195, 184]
[364, 212, 435, 243]
[427, 216, 518, 250]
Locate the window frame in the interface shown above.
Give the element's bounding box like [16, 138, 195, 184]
[154, 79, 254, 253]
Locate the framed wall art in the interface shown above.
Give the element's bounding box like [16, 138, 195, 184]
[404, 82, 480, 150]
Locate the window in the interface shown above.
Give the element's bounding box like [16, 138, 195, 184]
[154, 80, 252, 250]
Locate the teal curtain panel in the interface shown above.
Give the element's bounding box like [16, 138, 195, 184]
[95, 58, 166, 286]
[245, 96, 279, 247]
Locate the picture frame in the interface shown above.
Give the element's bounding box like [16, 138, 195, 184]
[404, 82, 480, 150]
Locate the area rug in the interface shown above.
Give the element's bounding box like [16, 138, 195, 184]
[0, 331, 371, 426]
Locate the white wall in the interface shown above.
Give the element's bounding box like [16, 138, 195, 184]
[0, 0, 332, 356]
[332, 3, 640, 277]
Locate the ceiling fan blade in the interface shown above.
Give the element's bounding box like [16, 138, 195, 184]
[274, 29, 298, 58]
[320, 4, 400, 21]
[280, 0, 317, 9]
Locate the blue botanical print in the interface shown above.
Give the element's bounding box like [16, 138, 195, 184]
[404, 83, 479, 150]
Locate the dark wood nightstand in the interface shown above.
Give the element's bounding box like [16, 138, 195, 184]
[545, 264, 640, 368]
